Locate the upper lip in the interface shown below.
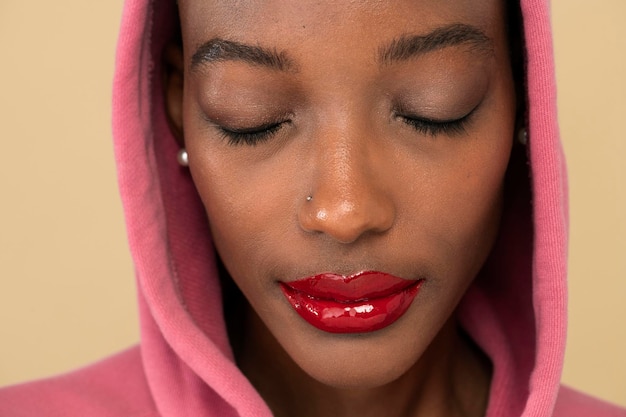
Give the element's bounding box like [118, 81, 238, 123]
[280, 270, 421, 302]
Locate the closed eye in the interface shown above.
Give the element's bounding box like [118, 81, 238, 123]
[396, 106, 477, 137]
[401, 115, 469, 136]
[217, 120, 290, 146]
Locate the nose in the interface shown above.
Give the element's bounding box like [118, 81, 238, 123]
[297, 135, 396, 244]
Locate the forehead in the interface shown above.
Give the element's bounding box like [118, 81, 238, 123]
[178, 0, 507, 51]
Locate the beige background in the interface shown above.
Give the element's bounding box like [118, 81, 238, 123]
[0, 0, 624, 408]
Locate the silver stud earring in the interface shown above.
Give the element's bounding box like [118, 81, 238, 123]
[517, 128, 528, 146]
[177, 148, 189, 167]
[306, 195, 313, 202]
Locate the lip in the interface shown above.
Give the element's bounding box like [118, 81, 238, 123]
[280, 271, 423, 334]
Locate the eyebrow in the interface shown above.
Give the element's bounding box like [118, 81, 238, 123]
[378, 23, 493, 65]
[190, 23, 492, 72]
[191, 39, 295, 71]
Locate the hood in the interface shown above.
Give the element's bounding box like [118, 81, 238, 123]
[112, 1, 566, 416]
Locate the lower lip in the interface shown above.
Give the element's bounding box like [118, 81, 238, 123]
[280, 273, 422, 334]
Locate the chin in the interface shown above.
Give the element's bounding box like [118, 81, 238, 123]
[273, 309, 437, 390]
[299, 349, 419, 390]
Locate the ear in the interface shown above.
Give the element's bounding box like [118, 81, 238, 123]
[162, 40, 185, 147]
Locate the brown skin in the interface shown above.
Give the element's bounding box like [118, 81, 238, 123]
[164, 1, 516, 416]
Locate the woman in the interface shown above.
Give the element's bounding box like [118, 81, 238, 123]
[0, 0, 624, 416]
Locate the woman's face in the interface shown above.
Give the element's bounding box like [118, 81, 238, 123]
[169, 0, 515, 388]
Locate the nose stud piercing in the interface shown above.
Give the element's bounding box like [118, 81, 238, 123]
[306, 196, 313, 202]
[177, 148, 189, 167]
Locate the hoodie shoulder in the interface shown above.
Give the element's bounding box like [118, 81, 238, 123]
[0, 347, 159, 417]
[553, 385, 626, 416]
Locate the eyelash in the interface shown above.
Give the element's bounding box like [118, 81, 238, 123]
[396, 110, 474, 137]
[217, 121, 288, 146]
[214, 107, 475, 146]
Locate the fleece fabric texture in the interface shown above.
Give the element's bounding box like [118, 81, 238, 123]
[1, 0, 624, 416]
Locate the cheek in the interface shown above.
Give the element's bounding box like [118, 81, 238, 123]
[188, 152, 296, 286]
[438, 76, 515, 264]
[426, 128, 513, 279]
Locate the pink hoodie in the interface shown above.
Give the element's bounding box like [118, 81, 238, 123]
[0, 0, 624, 416]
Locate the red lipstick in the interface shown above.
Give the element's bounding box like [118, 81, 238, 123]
[280, 271, 422, 333]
